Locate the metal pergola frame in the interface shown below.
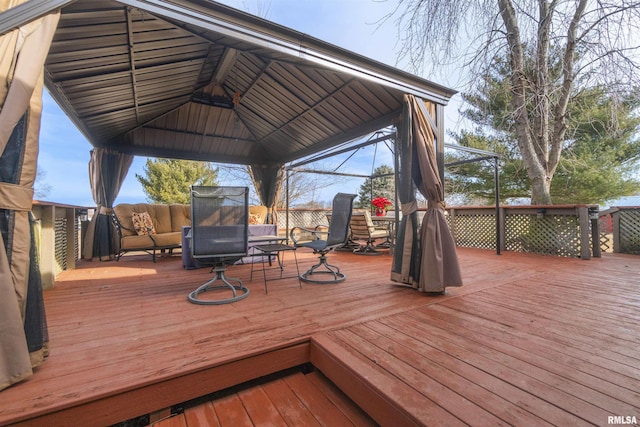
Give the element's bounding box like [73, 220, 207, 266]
[444, 144, 501, 255]
[281, 130, 501, 254]
[283, 131, 397, 239]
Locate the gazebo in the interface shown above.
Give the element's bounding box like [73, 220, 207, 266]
[1, 0, 461, 391]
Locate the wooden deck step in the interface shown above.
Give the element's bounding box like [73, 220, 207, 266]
[309, 267, 640, 427]
[310, 333, 436, 427]
[149, 368, 376, 426]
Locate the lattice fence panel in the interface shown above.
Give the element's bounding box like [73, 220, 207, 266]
[598, 213, 613, 253]
[619, 209, 640, 254]
[505, 214, 582, 257]
[277, 210, 330, 230]
[451, 213, 496, 249]
[54, 217, 67, 273]
[599, 229, 612, 253]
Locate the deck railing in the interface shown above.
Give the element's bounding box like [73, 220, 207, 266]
[39, 203, 639, 285]
[279, 205, 611, 259]
[32, 201, 91, 289]
[445, 205, 601, 259]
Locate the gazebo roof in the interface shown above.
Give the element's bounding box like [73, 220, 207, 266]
[1, 0, 456, 165]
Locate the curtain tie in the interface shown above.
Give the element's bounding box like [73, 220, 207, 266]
[401, 200, 418, 215]
[0, 182, 33, 211]
[428, 200, 446, 211]
[99, 206, 113, 215]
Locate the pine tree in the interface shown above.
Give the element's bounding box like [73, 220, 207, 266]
[356, 165, 395, 210]
[446, 70, 640, 205]
[135, 159, 218, 204]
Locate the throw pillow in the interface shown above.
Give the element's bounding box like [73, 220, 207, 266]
[248, 213, 261, 224]
[132, 212, 156, 236]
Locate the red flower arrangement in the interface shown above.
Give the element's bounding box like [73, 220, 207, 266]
[371, 196, 392, 209]
[371, 196, 392, 216]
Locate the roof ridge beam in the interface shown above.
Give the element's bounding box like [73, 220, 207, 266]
[125, 6, 142, 125]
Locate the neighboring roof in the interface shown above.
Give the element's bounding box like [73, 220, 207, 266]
[1, 0, 457, 166]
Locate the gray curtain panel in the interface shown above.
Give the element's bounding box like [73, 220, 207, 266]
[82, 148, 133, 260]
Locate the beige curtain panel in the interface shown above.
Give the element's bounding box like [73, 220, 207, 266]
[0, 3, 60, 392]
[249, 163, 284, 225]
[391, 95, 462, 292]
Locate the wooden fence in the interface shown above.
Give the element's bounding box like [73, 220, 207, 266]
[39, 204, 639, 286]
[598, 206, 640, 255]
[445, 205, 600, 259]
[278, 205, 621, 260]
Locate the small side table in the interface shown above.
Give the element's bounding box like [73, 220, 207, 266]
[247, 235, 285, 266]
[371, 216, 395, 253]
[251, 243, 301, 294]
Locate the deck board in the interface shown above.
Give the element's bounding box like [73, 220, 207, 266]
[304, 371, 376, 426]
[312, 250, 640, 426]
[154, 370, 375, 427]
[1, 248, 639, 426]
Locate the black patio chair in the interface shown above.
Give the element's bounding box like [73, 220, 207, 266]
[187, 186, 250, 305]
[290, 193, 356, 284]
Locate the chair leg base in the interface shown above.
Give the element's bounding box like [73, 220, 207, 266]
[300, 270, 346, 284]
[334, 238, 360, 252]
[300, 254, 346, 284]
[353, 241, 383, 255]
[188, 268, 249, 305]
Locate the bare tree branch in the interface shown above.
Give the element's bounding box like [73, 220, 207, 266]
[386, 0, 640, 203]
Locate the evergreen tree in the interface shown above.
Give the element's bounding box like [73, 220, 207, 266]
[446, 59, 640, 206]
[136, 159, 218, 204]
[551, 87, 640, 204]
[356, 165, 395, 210]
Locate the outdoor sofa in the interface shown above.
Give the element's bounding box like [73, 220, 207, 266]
[112, 203, 270, 262]
[112, 203, 191, 262]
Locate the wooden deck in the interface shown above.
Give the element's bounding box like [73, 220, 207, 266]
[1, 247, 639, 426]
[150, 368, 376, 427]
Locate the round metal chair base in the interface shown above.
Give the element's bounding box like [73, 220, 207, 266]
[353, 248, 383, 256]
[353, 241, 384, 255]
[300, 270, 346, 284]
[187, 272, 249, 305]
[298, 247, 347, 284]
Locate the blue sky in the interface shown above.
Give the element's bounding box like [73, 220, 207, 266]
[36, 0, 464, 207]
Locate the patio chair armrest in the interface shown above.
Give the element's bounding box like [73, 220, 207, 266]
[111, 212, 137, 238]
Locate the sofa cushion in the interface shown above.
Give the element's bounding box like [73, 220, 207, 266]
[119, 231, 182, 250]
[131, 212, 156, 235]
[119, 234, 155, 250]
[146, 204, 172, 234]
[115, 203, 179, 236]
[147, 231, 182, 247]
[113, 204, 141, 237]
[170, 204, 191, 232]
